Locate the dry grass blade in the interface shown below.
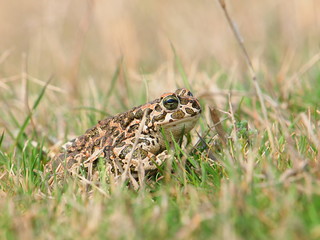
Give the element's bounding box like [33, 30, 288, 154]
[289, 51, 320, 84]
[73, 173, 110, 197]
[257, 161, 309, 188]
[216, 0, 275, 152]
[27, 74, 66, 93]
[0, 1, 319, 239]
[227, 94, 238, 143]
[279, 161, 308, 183]
[300, 112, 320, 148]
[209, 107, 227, 145]
[120, 109, 148, 189]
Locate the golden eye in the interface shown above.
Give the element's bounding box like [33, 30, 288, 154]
[163, 95, 179, 110]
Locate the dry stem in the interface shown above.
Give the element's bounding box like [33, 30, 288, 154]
[217, 0, 275, 152]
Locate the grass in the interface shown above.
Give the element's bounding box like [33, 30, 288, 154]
[1, 1, 320, 239]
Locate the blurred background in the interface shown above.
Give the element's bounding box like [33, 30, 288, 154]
[0, 0, 319, 142]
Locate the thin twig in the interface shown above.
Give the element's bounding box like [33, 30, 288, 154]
[217, 0, 275, 152]
[120, 109, 148, 189]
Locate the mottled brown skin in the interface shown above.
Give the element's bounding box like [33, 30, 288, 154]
[46, 88, 201, 183]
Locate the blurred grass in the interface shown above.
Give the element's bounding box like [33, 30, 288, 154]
[1, 0, 320, 239]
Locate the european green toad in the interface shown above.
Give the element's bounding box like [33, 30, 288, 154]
[46, 88, 201, 184]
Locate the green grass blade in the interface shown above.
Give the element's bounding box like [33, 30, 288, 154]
[170, 43, 192, 90]
[0, 131, 4, 148]
[13, 77, 52, 150]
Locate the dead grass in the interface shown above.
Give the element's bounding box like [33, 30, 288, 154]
[0, 0, 320, 239]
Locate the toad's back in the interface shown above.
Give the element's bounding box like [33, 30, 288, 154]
[46, 88, 201, 182]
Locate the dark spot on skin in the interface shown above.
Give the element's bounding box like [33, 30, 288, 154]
[135, 109, 143, 119]
[119, 145, 133, 159]
[171, 110, 185, 119]
[185, 107, 195, 115]
[113, 129, 120, 137]
[77, 136, 86, 144]
[153, 112, 167, 122]
[179, 98, 189, 105]
[144, 128, 150, 134]
[175, 89, 193, 97]
[115, 132, 125, 144]
[132, 149, 139, 158]
[138, 138, 151, 145]
[76, 145, 83, 151]
[121, 111, 135, 128]
[122, 118, 131, 128]
[118, 118, 128, 130]
[169, 119, 174, 123]
[192, 101, 201, 110]
[100, 136, 107, 145]
[133, 148, 148, 159]
[103, 146, 113, 160]
[128, 123, 139, 133]
[175, 89, 186, 96]
[70, 142, 77, 148]
[145, 116, 151, 125]
[191, 111, 198, 117]
[99, 118, 111, 130]
[94, 138, 101, 146]
[127, 111, 135, 121]
[85, 127, 99, 137]
[155, 104, 162, 112]
[107, 126, 117, 135]
[115, 141, 126, 148]
[146, 108, 152, 114]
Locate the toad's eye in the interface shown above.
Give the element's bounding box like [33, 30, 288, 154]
[163, 95, 179, 110]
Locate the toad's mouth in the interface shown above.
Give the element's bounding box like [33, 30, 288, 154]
[159, 114, 200, 129]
